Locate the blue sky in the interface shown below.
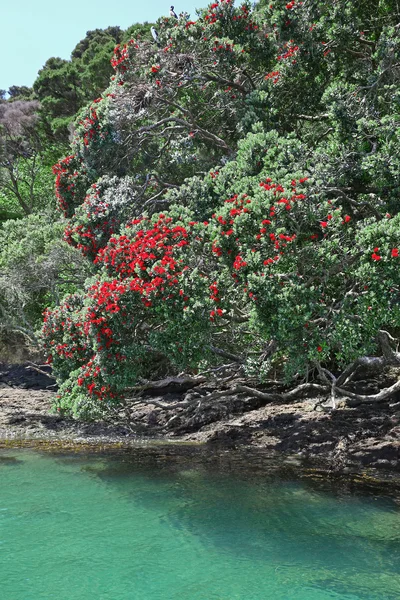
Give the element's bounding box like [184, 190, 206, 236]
[1, 0, 202, 92]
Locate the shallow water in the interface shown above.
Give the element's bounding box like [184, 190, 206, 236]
[0, 447, 400, 600]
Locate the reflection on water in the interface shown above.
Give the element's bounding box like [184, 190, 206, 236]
[0, 447, 399, 600]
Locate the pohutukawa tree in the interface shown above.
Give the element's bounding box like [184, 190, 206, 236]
[42, 0, 400, 417]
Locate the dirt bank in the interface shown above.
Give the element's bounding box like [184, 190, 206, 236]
[1, 362, 399, 474]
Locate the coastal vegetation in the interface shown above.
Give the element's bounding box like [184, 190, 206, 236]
[1, 0, 400, 421]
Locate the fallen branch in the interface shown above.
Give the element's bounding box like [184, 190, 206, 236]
[126, 375, 207, 394]
[336, 379, 400, 405]
[130, 397, 194, 410]
[26, 363, 55, 379]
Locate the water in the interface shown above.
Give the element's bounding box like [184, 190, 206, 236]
[1, 447, 400, 600]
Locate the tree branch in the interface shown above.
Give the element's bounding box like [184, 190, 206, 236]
[136, 117, 233, 153]
[296, 113, 330, 121]
[203, 73, 247, 94]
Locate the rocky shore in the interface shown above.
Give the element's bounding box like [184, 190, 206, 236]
[1, 362, 399, 475]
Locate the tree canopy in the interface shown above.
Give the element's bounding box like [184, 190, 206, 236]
[1, 0, 400, 417]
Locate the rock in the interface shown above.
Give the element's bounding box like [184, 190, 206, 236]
[7, 414, 26, 424]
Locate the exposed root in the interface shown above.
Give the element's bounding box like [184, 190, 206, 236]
[117, 331, 400, 431]
[125, 379, 329, 432]
[234, 383, 328, 402]
[313, 331, 400, 408]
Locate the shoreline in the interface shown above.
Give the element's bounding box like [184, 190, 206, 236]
[1, 362, 399, 480]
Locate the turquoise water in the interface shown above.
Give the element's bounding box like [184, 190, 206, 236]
[1, 448, 400, 600]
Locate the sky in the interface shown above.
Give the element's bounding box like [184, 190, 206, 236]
[0, 0, 202, 92]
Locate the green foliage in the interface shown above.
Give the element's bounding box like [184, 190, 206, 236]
[122, 22, 153, 44]
[33, 58, 83, 139]
[33, 27, 123, 141]
[0, 215, 90, 341]
[7, 86, 33, 100]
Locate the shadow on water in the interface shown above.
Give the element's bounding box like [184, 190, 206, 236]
[3, 446, 400, 600]
[0, 455, 23, 466]
[73, 449, 400, 599]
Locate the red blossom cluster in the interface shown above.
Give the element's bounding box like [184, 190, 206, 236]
[76, 357, 119, 400]
[52, 154, 86, 217]
[64, 185, 120, 260]
[94, 215, 191, 308]
[209, 281, 223, 319]
[212, 41, 234, 52]
[42, 296, 89, 370]
[233, 254, 247, 270]
[209, 281, 220, 302]
[210, 179, 310, 280]
[371, 247, 399, 261]
[204, 0, 252, 28]
[265, 70, 280, 84]
[212, 241, 223, 257]
[286, 1, 303, 9]
[210, 308, 223, 321]
[78, 100, 108, 147]
[277, 42, 300, 61]
[87, 279, 127, 329]
[111, 40, 138, 74]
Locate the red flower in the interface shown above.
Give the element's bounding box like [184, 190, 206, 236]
[342, 215, 351, 223]
[320, 221, 328, 228]
[391, 248, 399, 258]
[233, 255, 247, 270]
[317, 346, 322, 352]
[371, 252, 381, 261]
